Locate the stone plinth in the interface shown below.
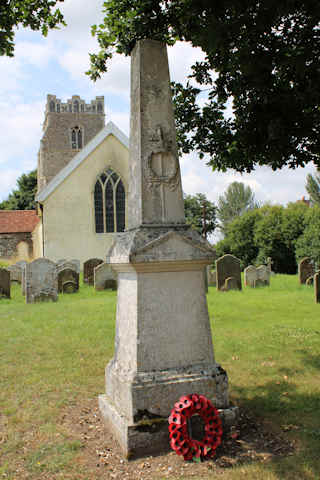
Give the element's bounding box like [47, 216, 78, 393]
[99, 227, 236, 457]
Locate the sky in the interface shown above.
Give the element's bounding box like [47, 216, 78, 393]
[0, 0, 316, 211]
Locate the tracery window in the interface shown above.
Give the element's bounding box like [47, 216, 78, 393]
[94, 168, 125, 233]
[71, 126, 83, 149]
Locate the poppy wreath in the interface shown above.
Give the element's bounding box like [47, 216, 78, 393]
[168, 393, 223, 461]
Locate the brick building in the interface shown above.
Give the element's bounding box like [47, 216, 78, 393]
[0, 210, 40, 261]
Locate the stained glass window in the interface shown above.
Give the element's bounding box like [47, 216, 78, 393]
[94, 168, 126, 233]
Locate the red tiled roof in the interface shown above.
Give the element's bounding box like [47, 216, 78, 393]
[0, 210, 40, 233]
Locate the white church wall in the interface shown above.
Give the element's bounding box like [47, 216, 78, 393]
[42, 134, 129, 265]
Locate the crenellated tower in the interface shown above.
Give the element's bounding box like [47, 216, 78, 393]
[37, 94, 105, 192]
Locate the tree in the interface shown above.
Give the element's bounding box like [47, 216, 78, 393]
[0, 0, 65, 57]
[295, 206, 320, 266]
[0, 169, 37, 210]
[217, 182, 258, 233]
[88, 0, 320, 173]
[306, 172, 320, 207]
[184, 193, 217, 239]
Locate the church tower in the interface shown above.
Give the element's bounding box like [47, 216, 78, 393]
[37, 94, 105, 192]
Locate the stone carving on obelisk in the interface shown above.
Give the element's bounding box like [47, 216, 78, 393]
[99, 39, 237, 458]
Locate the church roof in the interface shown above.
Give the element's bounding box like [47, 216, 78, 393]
[0, 210, 40, 233]
[36, 121, 129, 203]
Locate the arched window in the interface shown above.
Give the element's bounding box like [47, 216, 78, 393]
[94, 168, 125, 233]
[49, 101, 55, 112]
[56, 103, 60, 112]
[71, 126, 83, 149]
[69, 104, 72, 112]
[97, 102, 103, 113]
[80, 103, 84, 112]
[74, 100, 79, 112]
[92, 105, 96, 112]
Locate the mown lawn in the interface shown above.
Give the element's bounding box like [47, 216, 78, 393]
[0, 274, 319, 479]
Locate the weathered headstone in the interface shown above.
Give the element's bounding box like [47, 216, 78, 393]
[94, 263, 117, 291]
[7, 261, 27, 283]
[315, 272, 320, 303]
[83, 258, 103, 285]
[25, 258, 58, 303]
[21, 264, 26, 296]
[256, 265, 270, 286]
[299, 257, 315, 284]
[58, 268, 79, 293]
[99, 39, 237, 459]
[244, 265, 257, 287]
[207, 267, 216, 286]
[56, 259, 80, 274]
[0, 268, 10, 299]
[216, 254, 242, 291]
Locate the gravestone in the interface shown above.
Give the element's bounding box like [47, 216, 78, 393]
[57, 259, 80, 274]
[315, 272, 320, 303]
[244, 265, 257, 287]
[25, 258, 58, 303]
[0, 268, 10, 299]
[207, 267, 216, 286]
[306, 276, 314, 286]
[58, 268, 79, 293]
[224, 276, 238, 290]
[21, 264, 26, 295]
[256, 265, 270, 286]
[83, 258, 103, 285]
[299, 257, 315, 284]
[7, 260, 27, 283]
[99, 39, 237, 459]
[216, 254, 242, 291]
[94, 263, 117, 291]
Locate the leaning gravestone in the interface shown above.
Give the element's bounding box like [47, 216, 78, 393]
[244, 265, 257, 287]
[299, 257, 315, 284]
[7, 260, 27, 283]
[0, 268, 10, 299]
[315, 272, 320, 303]
[224, 276, 238, 291]
[94, 263, 117, 291]
[83, 258, 103, 285]
[25, 258, 58, 303]
[216, 254, 242, 291]
[58, 268, 79, 293]
[256, 265, 270, 286]
[98, 39, 237, 459]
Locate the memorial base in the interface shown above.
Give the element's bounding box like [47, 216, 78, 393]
[99, 393, 239, 459]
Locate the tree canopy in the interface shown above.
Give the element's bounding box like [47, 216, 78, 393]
[0, 0, 65, 57]
[215, 201, 313, 273]
[217, 181, 258, 233]
[184, 193, 217, 239]
[305, 172, 320, 206]
[88, 0, 320, 173]
[0, 169, 37, 210]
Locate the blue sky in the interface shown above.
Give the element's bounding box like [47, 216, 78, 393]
[0, 0, 316, 209]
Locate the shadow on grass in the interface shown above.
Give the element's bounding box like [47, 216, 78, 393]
[232, 372, 320, 479]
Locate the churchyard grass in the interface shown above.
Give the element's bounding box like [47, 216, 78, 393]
[1, 274, 319, 479]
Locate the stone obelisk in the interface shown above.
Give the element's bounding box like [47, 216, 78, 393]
[99, 39, 236, 458]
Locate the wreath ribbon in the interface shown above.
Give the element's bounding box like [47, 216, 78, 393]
[168, 393, 223, 461]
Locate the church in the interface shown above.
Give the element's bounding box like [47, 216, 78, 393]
[0, 94, 129, 264]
